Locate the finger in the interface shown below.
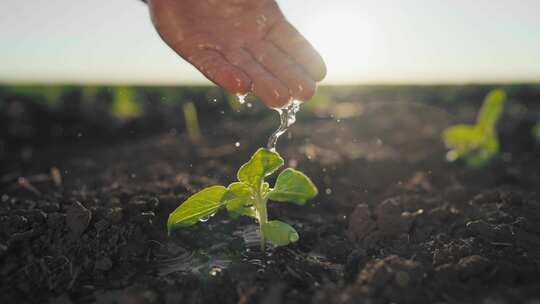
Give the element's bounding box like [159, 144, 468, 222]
[224, 48, 291, 108]
[246, 41, 316, 101]
[185, 49, 251, 95]
[267, 21, 327, 81]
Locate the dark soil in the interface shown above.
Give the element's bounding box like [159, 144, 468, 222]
[1, 85, 540, 304]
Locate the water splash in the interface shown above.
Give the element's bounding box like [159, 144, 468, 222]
[267, 100, 301, 152]
[237, 93, 247, 104]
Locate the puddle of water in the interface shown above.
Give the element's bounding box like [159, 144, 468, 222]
[155, 225, 270, 277]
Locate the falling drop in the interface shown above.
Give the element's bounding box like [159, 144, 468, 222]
[267, 100, 301, 152]
[199, 212, 216, 223]
[235, 141, 240, 147]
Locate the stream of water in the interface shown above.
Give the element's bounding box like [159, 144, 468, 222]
[266, 99, 301, 152]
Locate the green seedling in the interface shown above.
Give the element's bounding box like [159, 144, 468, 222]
[167, 148, 318, 250]
[442, 89, 506, 167]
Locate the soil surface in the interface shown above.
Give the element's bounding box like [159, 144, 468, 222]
[1, 85, 540, 304]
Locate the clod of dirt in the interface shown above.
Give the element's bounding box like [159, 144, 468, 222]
[402, 171, 432, 192]
[0, 243, 7, 259]
[128, 196, 160, 212]
[470, 190, 502, 206]
[105, 207, 123, 223]
[348, 198, 424, 244]
[374, 198, 423, 238]
[47, 212, 65, 229]
[444, 184, 468, 203]
[432, 238, 476, 266]
[340, 255, 427, 304]
[344, 249, 369, 283]
[347, 204, 376, 242]
[95, 256, 113, 271]
[466, 219, 514, 244]
[434, 255, 494, 293]
[133, 211, 155, 224]
[65, 201, 91, 238]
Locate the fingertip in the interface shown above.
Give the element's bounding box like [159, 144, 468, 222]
[296, 46, 327, 82]
[311, 56, 327, 82]
[293, 79, 316, 102]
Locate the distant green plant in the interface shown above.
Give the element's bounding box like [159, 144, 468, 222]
[442, 89, 506, 167]
[168, 148, 318, 250]
[182, 102, 202, 141]
[111, 87, 143, 119]
[533, 119, 540, 142]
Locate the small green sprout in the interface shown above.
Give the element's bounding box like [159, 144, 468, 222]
[167, 148, 318, 250]
[442, 89, 506, 167]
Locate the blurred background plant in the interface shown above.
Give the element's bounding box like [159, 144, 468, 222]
[442, 89, 506, 167]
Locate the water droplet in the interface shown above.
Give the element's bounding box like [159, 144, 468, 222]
[247, 102, 252, 108]
[209, 267, 222, 276]
[325, 188, 332, 195]
[199, 212, 217, 223]
[289, 231, 299, 243]
[237, 93, 247, 104]
[235, 141, 240, 147]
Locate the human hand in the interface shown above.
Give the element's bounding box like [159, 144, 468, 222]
[148, 0, 326, 108]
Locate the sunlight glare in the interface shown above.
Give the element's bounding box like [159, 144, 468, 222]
[301, 7, 384, 83]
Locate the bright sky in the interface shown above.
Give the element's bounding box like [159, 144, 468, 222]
[1, 0, 539, 84]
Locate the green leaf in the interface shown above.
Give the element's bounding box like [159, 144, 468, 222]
[261, 182, 270, 196]
[262, 220, 299, 246]
[225, 182, 256, 219]
[476, 89, 506, 131]
[237, 148, 283, 188]
[443, 123, 500, 166]
[442, 124, 484, 151]
[167, 186, 228, 234]
[464, 134, 499, 167]
[268, 168, 318, 205]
